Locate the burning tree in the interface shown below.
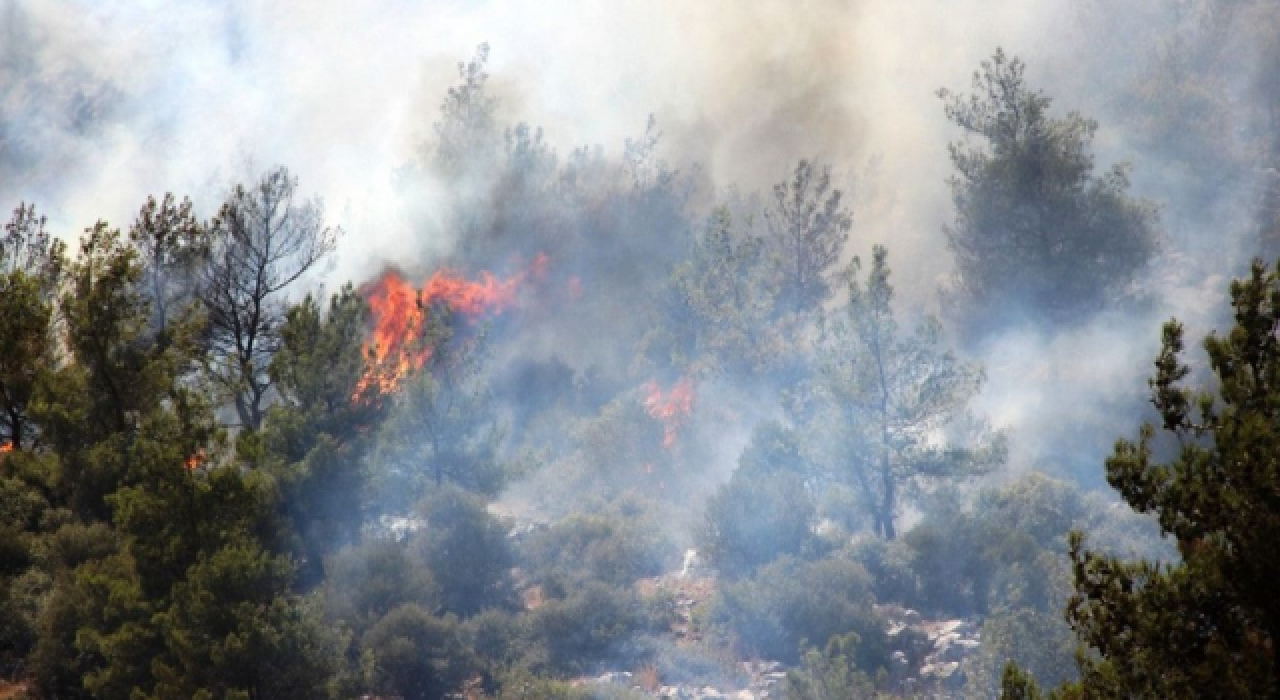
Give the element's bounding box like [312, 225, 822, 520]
[643, 378, 695, 450]
[359, 254, 548, 394]
[369, 303, 505, 509]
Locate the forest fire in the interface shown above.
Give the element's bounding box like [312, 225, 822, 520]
[361, 254, 550, 393]
[0, 442, 12, 455]
[643, 378, 695, 449]
[184, 450, 206, 471]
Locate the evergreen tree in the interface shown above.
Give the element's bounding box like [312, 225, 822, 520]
[644, 207, 786, 379]
[939, 49, 1159, 328]
[0, 203, 64, 451]
[372, 307, 505, 508]
[802, 246, 1004, 538]
[1046, 258, 1280, 698]
[264, 286, 388, 587]
[764, 161, 852, 314]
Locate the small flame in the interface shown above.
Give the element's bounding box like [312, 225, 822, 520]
[0, 441, 12, 454]
[360, 254, 550, 394]
[184, 449, 206, 471]
[643, 378, 695, 449]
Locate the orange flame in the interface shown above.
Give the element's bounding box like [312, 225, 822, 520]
[362, 271, 427, 393]
[361, 254, 550, 394]
[643, 378, 695, 449]
[0, 441, 12, 454]
[184, 449, 206, 471]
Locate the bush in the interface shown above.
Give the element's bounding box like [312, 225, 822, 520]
[700, 422, 820, 578]
[781, 633, 882, 700]
[700, 467, 818, 579]
[465, 608, 528, 670]
[363, 603, 479, 700]
[961, 607, 1076, 700]
[412, 487, 515, 616]
[844, 535, 919, 606]
[521, 512, 671, 590]
[527, 582, 666, 674]
[325, 538, 439, 635]
[712, 556, 887, 667]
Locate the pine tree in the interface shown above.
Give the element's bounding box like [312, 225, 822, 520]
[940, 49, 1159, 329]
[803, 246, 1004, 538]
[1022, 259, 1280, 698]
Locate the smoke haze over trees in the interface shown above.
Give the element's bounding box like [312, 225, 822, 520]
[2, 1, 1280, 698]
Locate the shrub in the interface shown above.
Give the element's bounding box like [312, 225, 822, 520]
[363, 603, 479, 700]
[712, 556, 887, 667]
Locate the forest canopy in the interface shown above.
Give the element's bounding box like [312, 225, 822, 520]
[3, 2, 1280, 696]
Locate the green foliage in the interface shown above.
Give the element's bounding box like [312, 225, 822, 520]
[764, 160, 853, 314]
[521, 512, 670, 589]
[963, 608, 1075, 700]
[0, 203, 63, 452]
[128, 193, 208, 350]
[412, 486, 515, 616]
[901, 476, 1077, 617]
[782, 633, 884, 700]
[644, 207, 785, 379]
[325, 538, 440, 636]
[999, 663, 1046, 700]
[526, 582, 662, 674]
[362, 603, 479, 700]
[939, 49, 1160, 326]
[145, 545, 344, 700]
[713, 556, 886, 666]
[800, 246, 1003, 538]
[266, 287, 387, 586]
[521, 392, 669, 514]
[1056, 259, 1280, 697]
[700, 422, 820, 578]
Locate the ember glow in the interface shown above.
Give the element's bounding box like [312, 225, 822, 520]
[643, 378, 695, 449]
[184, 449, 206, 471]
[0, 442, 12, 454]
[362, 254, 550, 393]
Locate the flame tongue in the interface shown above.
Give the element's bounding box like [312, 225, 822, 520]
[0, 441, 12, 454]
[360, 254, 550, 394]
[644, 378, 695, 449]
[364, 270, 427, 392]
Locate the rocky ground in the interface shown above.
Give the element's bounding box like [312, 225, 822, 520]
[576, 564, 985, 700]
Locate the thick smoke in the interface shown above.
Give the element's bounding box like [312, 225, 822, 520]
[3, 0, 1277, 497]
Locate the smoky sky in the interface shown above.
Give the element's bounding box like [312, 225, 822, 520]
[0, 0, 1088, 287]
[4, 0, 1276, 488]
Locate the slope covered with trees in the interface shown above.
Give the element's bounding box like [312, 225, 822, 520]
[0, 37, 1275, 700]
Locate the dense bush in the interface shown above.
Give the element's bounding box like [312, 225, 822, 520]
[412, 487, 516, 616]
[700, 465, 819, 579]
[520, 512, 671, 590]
[712, 556, 887, 667]
[700, 421, 822, 578]
[526, 582, 668, 674]
[324, 538, 439, 635]
[362, 603, 480, 700]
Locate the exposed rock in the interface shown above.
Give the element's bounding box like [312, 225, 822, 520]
[594, 671, 634, 685]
